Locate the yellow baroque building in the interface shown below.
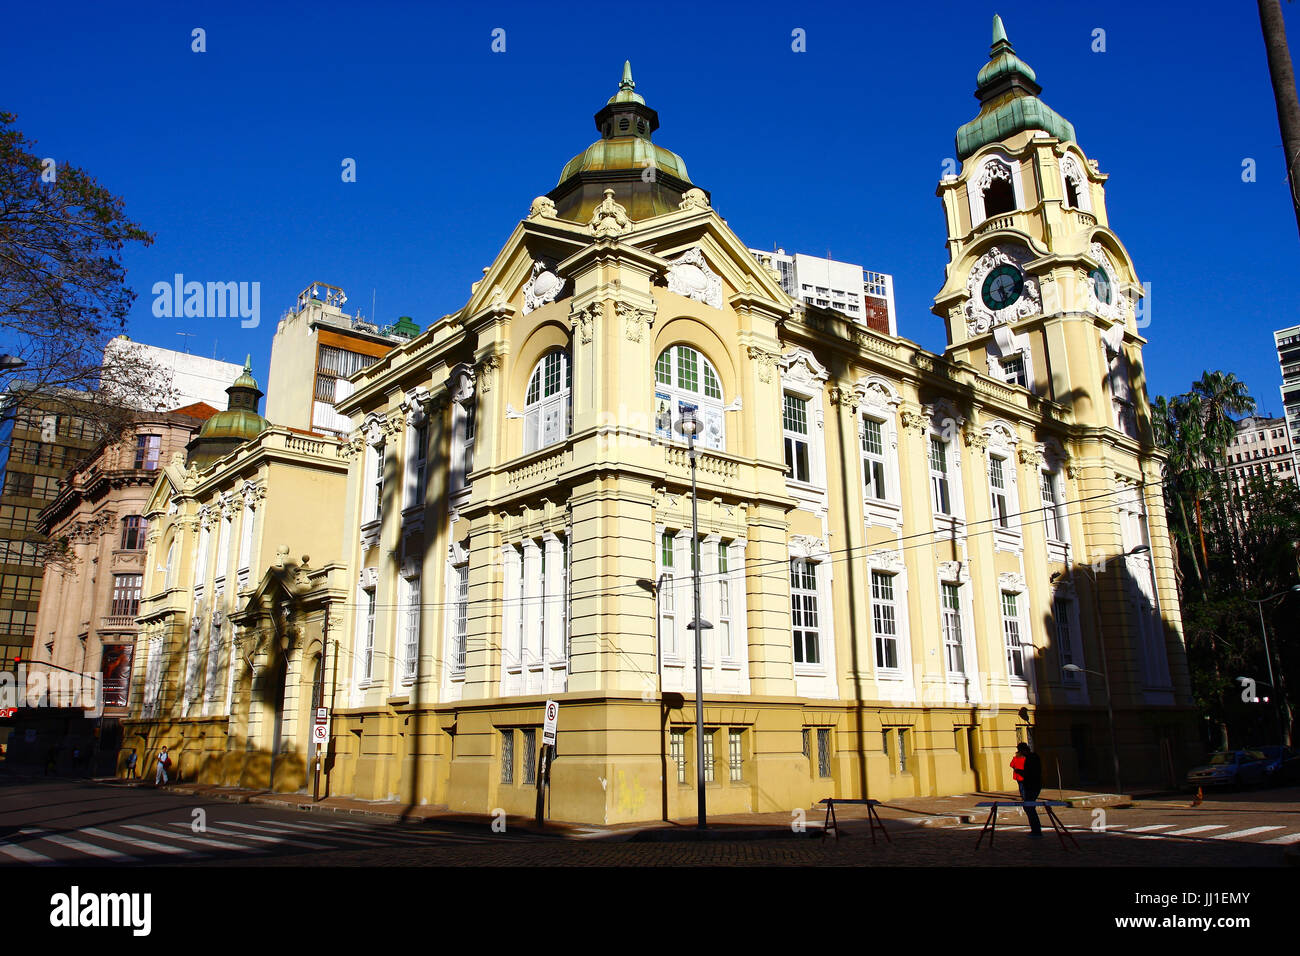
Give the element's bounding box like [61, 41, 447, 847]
[126, 20, 1197, 822]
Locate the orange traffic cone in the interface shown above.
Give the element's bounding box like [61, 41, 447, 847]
[1191, 786, 1203, 807]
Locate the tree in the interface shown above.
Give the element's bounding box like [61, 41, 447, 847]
[1259, 0, 1300, 240]
[0, 111, 174, 444]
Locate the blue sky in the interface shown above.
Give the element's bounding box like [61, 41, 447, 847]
[3, 0, 1297, 414]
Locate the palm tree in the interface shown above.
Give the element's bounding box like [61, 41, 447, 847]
[1259, 0, 1300, 239]
[1193, 371, 1257, 586]
[1153, 394, 1204, 586]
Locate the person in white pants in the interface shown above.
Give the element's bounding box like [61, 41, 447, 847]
[155, 747, 169, 785]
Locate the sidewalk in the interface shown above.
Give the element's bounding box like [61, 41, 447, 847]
[86, 774, 1140, 842]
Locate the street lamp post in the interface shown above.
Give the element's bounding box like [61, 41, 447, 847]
[1247, 585, 1300, 746]
[1064, 544, 1149, 797]
[674, 409, 709, 829]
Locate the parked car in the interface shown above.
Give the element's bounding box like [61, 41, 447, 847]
[1185, 750, 1270, 789]
[1252, 745, 1300, 786]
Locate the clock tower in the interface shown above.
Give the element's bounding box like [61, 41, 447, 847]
[935, 16, 1190, 730]
[934, 14, 1141, 439]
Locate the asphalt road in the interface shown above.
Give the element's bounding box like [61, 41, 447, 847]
[2, 770, 1298, 867]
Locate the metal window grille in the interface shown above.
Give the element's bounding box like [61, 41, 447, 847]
[522, 729, 537, 785]
[670, 729, 687, 783]
[817, 728, 832, 778]
[871, 571, 898, 669]
[789, 559, 820, 664]
[362, 589, 376, 681]
[454, 564, 469, 671]
[501, 729, 514, 784]
[702, 729, 715, 784]
[897, 728, 908, 773]
[942, 583, 964, 674]
[802, 728, 811, 760]
[729, 729, 743, 782]
[403, 577, 421, 679]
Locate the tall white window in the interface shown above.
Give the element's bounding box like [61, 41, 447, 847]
[670, 729, 687, 783]
[1041, 468, 1066, 542]
[861, 417, 887, 501]
[236, 502, 255, 588]
[1002, 591, 1026, 680]
[783, 394, 811, 483]
[790, 559, 820, 665]
[1000, 353, 1028, 388]
[1055, 596, 1079, 683]
[871, 571, 899, 670]
[461, 399, 476, 477]
[409, 421, 428, 508]
[942, 583, 964, 675]
[716, 540, 732, 660]
[371, 442, 385, 522]
[361, 587, 376, 682]
[143, 634, 164, 718]
[654, 345, 725, 451]
[989, 455, 1010, 528]
[205, 616, 222, 701]
[930, 436, 952, 515]
[401, 574, 421, 681]
[215, 514, 231, 583]
[524, 350, 570, 454]
[452, 563, 469, 672]
[659, 531, 676, 658]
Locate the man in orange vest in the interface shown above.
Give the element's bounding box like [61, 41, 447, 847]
[1011, 742, 1043, 837]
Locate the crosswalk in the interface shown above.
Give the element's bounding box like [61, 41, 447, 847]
[956, 819, 1300, 845]
[0, 816, 525, 866]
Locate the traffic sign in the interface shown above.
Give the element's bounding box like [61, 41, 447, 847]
[313, 707, 330, 748]
[543, 700, 559, 746]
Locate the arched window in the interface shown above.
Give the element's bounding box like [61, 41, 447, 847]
[524, 350, 571, 454]
[984, 175, 1016, 217]
[654, 345, 725, 451]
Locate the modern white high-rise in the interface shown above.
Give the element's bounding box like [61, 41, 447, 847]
[1275, 325, 1300, 480]
[1223, 415, 1295, 488]
[102, 335, 242, 412]
[748, 247, 897, 336]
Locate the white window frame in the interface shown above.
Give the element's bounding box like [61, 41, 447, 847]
[779, 348, 830, 513]
[236, 498, 255, 591]
[983, 420, 1022, 552]
[449, 365, 476, 496]
[654, 345, 726, 452]
[399, 565, 421, 685]
[1053, 590, 1086, 694]
[870, 569, 901, 673]
[1001, 588, 1028, 683]
[1059, 151, 1092, 212]
[941, 582, 965, 677]
[449, 558, 468, 677]
[783, 393, 814, 485]
[967, 152, 1026, 225]
[523, 350, 571, 454]
[854, 377, 904, 529]
[789, 536, 837, 699]
[360, 585, 377, 685]
[789, 557, 821, 669]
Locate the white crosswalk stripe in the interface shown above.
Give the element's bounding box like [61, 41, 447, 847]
[80, 827, 205, 858]
[228, 821, 380, 846]
[167, 822, 331, 850]
[0, 840, 58, 866]
[1210, 826, 1285, 841]
[124, 824, 255, 852]
[1141, 824, 1226, 840]
[254, 820, 454, 846]
[1262, 832, 1300, 845]
[1126, 824, 1176, 833]
[23, 829, 138, 862]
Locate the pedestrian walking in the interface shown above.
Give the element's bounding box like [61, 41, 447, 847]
[125, 750, 138, 780]
[1011, 742, 1043, 837]
[155, 746, 170, 786]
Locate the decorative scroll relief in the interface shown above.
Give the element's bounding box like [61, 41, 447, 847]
[964, 245, 1042, 335]
[617, 301, 655, 342]
[790, 534, 829, 560]
[779, 347, 830, 388]
[982, 419, 1020, 452]
[1060, 154, 1088, 206]
[362, 412, 388, 448]
[855, 377, 902, 415]
[746, 345, 780, 384]
[523, 259, 566, 315]
[976, 158, 1014, 193]
[665, 247, 723, 310]
[450, 365, 475, 406]
[528, 195, 557, 220]
[570, 302, 599, 344]
[998, 571, 1027, 593]
[678, 188, 710, 211]
[475, 354, 501, 392]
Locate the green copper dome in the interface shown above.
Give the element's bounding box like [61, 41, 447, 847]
[548, 62, 703, 222]
[955, 15, 1075, 160]
[187, 357, 270, 467]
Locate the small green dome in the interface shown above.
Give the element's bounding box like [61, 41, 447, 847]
[558, 139, 691, 185]
[197, 407, 271, 441]
[189, 356, 269, 462]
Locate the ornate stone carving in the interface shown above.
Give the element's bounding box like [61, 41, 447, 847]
[962, 425, 989, 454]
[570, 302, 599, 345]
[475, 354, 501, 393]
[450, 365, 475, 406]
[976, 157, 1013, 193]
[362, 412, 387, 448]
[964, 244, 1042, 335]
[867, 548, 905, 573]
[899, 406, 929, 435]
[982, 419, 1019, 451]
[401, 386, 433, 426]
[665, 247, 723, 310]
[678, 188, 710, 211]
[790, 534, 828, 560]
[1087, 242, 1131, 323]
[746, 346, 780, 384]
[617, 301, 655, 342]
[523, 258, 566, 315]
[828, 385, 861, 413]
[1060, 154, 1086, 200]
[937, 560, 969, 583]
[855, 377, 902, 414]
[778, 347, 830, 387]
[998, 571, 1027, 593]
[588, 188, 632, 238]
[528, 195, 557, 220]
[1017, 446, 1045, 467]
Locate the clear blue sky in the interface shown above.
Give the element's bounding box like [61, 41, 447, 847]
[4, 0, 1298, 414]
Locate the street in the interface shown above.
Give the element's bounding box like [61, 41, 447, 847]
[2, 771, 1297, 867]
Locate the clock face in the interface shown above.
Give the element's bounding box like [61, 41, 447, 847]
[981, 265, 1024, 310]
[1090, 268, 1112, 304]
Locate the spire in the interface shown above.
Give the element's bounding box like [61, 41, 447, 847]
[607, 59, 646, 107]
[954, 15, 1075, 159]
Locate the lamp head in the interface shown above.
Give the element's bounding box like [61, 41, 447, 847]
[673, 411, 702, 438]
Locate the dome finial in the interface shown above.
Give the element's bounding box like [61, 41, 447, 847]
[992, 14, 1009, 49]
[243, 354, 252, 372]
[620, 60, 635, 92]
